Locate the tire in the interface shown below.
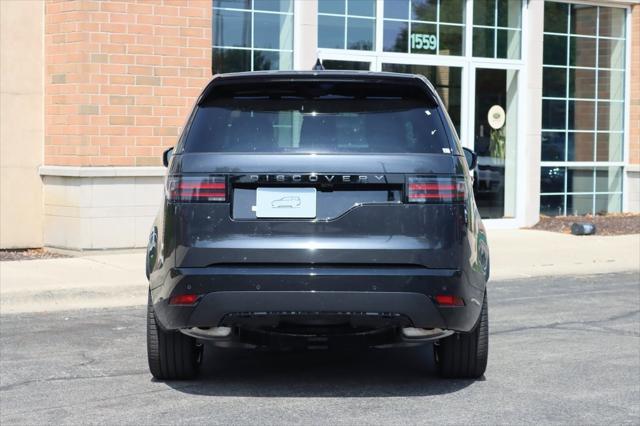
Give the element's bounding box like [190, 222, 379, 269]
[435, 291, 488, 379]
[147, 293, 200, 380]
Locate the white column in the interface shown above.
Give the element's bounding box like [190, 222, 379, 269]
[520, 0, 544, 226]
[294, 0, 318, 70]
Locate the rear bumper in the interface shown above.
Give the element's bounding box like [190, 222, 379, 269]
[151, 265, 485, 333]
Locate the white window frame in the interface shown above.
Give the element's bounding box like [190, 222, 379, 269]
[538, 0, 631, 216]
[212, 0, 295, 72]
[318, 0, 528, 226]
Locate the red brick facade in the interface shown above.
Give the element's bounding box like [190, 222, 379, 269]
[44, 0, 211, 166]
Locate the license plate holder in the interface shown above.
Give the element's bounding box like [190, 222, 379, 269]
[255, 188, 317, 218]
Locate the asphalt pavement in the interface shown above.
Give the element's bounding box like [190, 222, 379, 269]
[1, 271, 639, 425]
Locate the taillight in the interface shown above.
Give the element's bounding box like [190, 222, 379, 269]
[435, 295, 465, 306]
[166, 176, 227, 202]
[406, 176, 466, 203]
[169, 294, 199, 305]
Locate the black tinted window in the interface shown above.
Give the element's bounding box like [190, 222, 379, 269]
[185, 98, 451, 154]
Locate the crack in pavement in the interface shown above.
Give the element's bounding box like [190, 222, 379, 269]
[493, 309, 640, 337]
[4, 380, 195, 417]
[0, 370, 146, 392]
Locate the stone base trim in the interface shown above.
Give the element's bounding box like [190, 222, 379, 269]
[41, 167, 165, 249]
[626, 167, 640, 213]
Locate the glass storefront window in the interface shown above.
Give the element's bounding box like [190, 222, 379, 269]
[318, 0, 376, 51]
[382, 0, 465, 56]
[212, 0, 293, 73]
[472, 0, 522, 59]
[540, 2, 626, 216]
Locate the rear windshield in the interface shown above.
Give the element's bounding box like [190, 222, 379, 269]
[184, 90, 452, 154]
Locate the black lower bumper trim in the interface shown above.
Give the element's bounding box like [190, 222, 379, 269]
[155, 291, 448, 330]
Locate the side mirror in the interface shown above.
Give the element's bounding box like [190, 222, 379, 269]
[162, 147, 174, 167]
[463, 147, 478, 170]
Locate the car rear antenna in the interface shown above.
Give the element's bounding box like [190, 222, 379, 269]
[312, 58, 325, 71]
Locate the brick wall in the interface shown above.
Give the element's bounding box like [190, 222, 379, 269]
[45, 0, 211, 166]
[630, 5, 640, 165]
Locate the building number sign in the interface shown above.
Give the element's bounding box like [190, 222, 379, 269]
[409, 33, 437, 51]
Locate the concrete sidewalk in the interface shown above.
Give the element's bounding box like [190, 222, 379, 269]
[1, 230, 639, 314]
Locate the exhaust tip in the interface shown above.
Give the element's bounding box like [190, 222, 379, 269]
[182, 326, 232, 339]
[401, 327, 453, 340]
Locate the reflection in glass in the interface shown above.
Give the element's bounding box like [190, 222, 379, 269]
[543, 35, 567, 65]
[214, 9, 251, 47]
[598, 70, 624, 100]
[542, 67, 566, 98]
[319, 0, 345, 14]
[595, 167, 622, 193]
[212, 48, 251, 74]
[254, 0, 292, 13]
[383, 20, 408, 52]
[347, 17, 375, 50]
[473, 0, 494, 26]
[473, 68, 518, 218]
[253, 50, 292, 71]
[497, 0, 522, 28]
[568, 100, 595, 131]
[384, 0, 409, 19]
[439, 25, 463, 56]
[473, 27, 494, 57]
[496, 29, 520, 59]
[544, 2, 568, 33]
[567, 168, 593, 193]
[541, 132, 566, 161]
[540, 3, 626, 216]
[318, 15, 345, 49]
[596, 133, 623, 162]
[595, 194, 621, 214]
[542, 100, 566, 129]
[214, 0, 250, 9]
[599, 38, 625, 69]
[439, 0, 464, 23]
[411, 0, 437, 22]
[597, 102, 624, 132]
[323, 60, 370, 70]
[569, 37, 596, 67]
[570, 4, 597, 36]
[384, 0, 464, 57]
[348, 0, 375, 16]
[567, 194, 593, 215]
[599, 7, 625, 38]
[541, 167, 565, 193]
[569, 68, 595, 99]
[540, 195, 565, 216]
[253, 13, 292, 50]
[567, 132, 594, 161]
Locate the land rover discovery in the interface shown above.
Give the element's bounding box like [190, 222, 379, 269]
[146, 71, 490, 380]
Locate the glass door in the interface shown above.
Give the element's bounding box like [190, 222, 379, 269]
[472, 67, 518, 218]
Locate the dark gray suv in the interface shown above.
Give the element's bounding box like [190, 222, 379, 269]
[146, 71, 490, 380]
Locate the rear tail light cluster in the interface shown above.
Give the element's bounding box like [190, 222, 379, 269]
[406, 176, 466, 203]
[169, 294, 199, 305]
[166, 176, 227, 203]
[435, 294, 465, 307]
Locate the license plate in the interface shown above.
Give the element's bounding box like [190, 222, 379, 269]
[255, 188, 317, 218]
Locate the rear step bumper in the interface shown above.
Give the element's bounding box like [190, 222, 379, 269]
[151, 265, 485, 333]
